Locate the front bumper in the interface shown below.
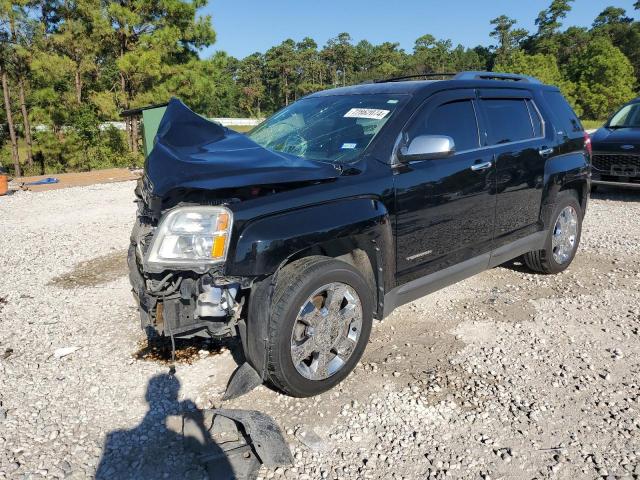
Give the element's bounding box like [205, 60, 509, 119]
[591, 152, 640, 188]
[128, 220, 241, 339]
[591, 178, 640, 189]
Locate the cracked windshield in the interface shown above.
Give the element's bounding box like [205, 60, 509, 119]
[248, 94, 406, 162]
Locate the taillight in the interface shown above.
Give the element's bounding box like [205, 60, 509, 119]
[584, 131, 592, 156]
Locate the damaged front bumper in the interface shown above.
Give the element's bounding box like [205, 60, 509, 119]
[128, 218, 244, 339]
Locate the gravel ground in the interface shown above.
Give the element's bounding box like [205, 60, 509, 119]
[1, 182, 639, 480]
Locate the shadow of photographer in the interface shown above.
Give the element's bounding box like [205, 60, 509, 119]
[95, 373, 233, 480]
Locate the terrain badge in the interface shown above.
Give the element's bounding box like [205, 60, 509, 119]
[406, 250, 433, 261]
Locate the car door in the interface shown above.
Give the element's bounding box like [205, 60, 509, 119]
[394, 89, 497, 284]
[477, 89, 548, 246]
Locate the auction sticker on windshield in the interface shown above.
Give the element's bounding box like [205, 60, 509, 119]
[344, 108, 390, 120]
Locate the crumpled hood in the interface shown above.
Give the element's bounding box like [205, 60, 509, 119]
[144, 98, 339, 197]
[591, 127, 640, 147]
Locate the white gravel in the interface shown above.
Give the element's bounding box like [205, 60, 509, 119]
[1, 182, 639, 480]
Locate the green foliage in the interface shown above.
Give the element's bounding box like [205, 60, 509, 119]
[593, 6, 632, 28]
[494, 50, 581, 115]
[0, 122, 141, 174]
[236, 52, 266, 116]
[1, 0, 640, 175]
[139, 53, 239, 117]
[567, 36, 636, 120]
[591, 9, 640, 87]
[531, 0, 574, 55]
[489, 15, 528, 66]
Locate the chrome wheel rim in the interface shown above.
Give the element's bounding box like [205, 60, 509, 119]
[552, 206, 578, 264]
[290, 282, 362, 381]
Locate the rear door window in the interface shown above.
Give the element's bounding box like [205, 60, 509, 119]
[542, 90, 583, 136]
[481, 99, 536, 145]
[408, 99, 480, 152]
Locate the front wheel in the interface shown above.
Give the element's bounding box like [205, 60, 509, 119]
[523, 191, 582, 274]
[264, 257, 373, 397]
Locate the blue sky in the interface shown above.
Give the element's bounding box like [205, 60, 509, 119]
[200, 0, 639, 59]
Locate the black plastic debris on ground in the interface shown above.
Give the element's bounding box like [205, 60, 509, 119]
[168, 408, 293, 480]
[223, 362, 263, 401]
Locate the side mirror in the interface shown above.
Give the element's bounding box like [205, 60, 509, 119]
[399, 135, 455, 162]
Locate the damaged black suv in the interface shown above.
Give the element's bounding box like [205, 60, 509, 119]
[129, 71, 590, 397]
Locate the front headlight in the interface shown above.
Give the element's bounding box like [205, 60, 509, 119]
[145, 206, 233, 272]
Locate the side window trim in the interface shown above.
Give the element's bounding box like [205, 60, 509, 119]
[469, 99, 482, 152]
[525, 99, 546, 139]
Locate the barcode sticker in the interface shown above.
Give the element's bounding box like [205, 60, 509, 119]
[344, 108, 390, 120]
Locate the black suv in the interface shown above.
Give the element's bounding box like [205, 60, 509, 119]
[129, 71, 590, 397]
[591, 97, 640, 189]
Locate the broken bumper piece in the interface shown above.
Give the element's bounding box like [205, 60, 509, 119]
[167, 408, 293, 480]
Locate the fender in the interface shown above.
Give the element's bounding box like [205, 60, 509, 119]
[230, 198, 394, 379]
[226, 197, 394, 285]
[540, 150, 590, 226]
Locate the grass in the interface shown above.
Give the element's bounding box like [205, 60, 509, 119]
[582, 119, 605, 130]
[227, 124, 254, 133]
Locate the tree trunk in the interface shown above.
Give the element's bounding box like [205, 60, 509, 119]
[124, 117, 133, 151]
[7, 14, 23, 172]
[18, 78, 33, 166]
[119, 63, 133, 150]
[75, 68, 82, 103]
[1, 66, 20, 176]
[131, 115, 139, 154]
[284, 74, 289, 106]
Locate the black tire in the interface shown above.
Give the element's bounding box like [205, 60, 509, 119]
[590, 184, 598, 193]
[523, 190, 582, 274]
[264, 256, 373, 397]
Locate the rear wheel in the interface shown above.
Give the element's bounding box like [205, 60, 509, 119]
[265, 257, 373, 397]
[524, 191, 582, 274]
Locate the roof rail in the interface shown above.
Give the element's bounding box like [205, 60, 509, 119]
[374, 72, 457, 83]
[454, 71, 541, 84]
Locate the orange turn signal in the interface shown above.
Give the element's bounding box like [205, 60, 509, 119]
[211, 235, 226, 258]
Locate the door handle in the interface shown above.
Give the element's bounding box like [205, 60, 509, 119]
[539, 147, 554, 157]
[470, 161, 492, 171]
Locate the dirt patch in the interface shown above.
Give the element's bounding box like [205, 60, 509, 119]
[10, 168, 140, 192]
[49, 249, 128, 288]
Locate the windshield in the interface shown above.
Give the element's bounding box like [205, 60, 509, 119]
[608, 102, 640, 128]
[248, 94, 406, 162]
